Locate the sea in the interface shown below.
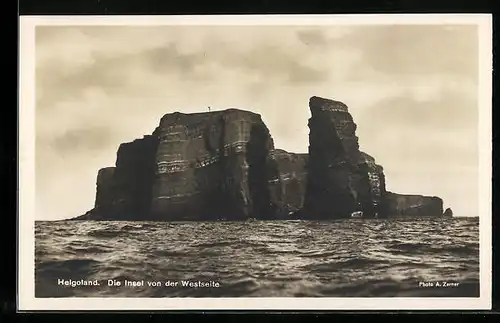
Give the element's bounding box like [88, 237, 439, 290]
[35, 217, 480, 298]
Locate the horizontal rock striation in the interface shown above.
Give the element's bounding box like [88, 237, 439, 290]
[150, 109, 277, 220]
[72, 96, 449, 221]
[75, 109, 280, 221]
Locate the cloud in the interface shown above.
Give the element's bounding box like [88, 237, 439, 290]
[360, 87, 478, 131]
[33, 24, 480, 220]
[36, 25, 333, 115]
[296, 29, 330, 46]
[343, 25, 478, 81]
[292, 25, 479, 85]
[44, 126, 113, 155]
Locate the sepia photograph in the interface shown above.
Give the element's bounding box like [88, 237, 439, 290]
[18, 14, 492, 310]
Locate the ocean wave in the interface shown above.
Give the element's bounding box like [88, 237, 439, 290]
[34, 217, 480, 297]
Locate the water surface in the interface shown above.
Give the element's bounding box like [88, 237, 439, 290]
[35, 217, 480, 297]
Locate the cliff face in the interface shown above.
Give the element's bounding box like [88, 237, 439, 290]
[76, 109, 280, 221]
[270, 149, 308, 217]
[385, 192, 444, 217]
[357, 152, 387, 218]
[301, 97, 387, 219]
[150, 109, 277, 221]
[113, 135, 159, 219]
[73, 96, 448, 221]
[76, 135, 159, 221]
[94, 167, 115, 211]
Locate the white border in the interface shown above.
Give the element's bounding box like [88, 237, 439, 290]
[18, 14, 493, 311]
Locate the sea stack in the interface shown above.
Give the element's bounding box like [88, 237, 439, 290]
[301, 96, 386, 219]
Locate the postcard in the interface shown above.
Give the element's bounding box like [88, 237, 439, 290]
[18, 14, 492, 311]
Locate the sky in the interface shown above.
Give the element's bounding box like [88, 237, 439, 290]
[34, 24, 480, 220]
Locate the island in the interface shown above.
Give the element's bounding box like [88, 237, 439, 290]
[71, 96, 450, 221]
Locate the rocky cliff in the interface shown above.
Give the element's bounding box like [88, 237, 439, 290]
[270, 149, 309, 217]
[76, 135, 159, 221]
[150, 109, 281, 220]
[72, 96, 449, 221]
[301, 97, 387, 219]
[384, 192, 444, 217]
[77, 109, 284, 221]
